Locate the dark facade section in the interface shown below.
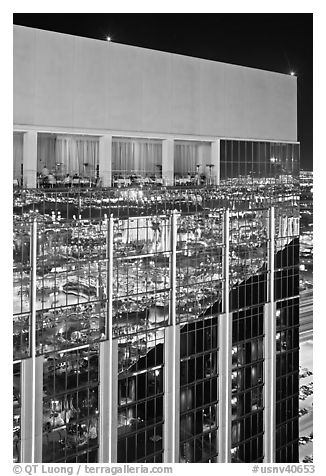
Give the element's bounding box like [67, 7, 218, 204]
[275, 298, 299, 462]
[275, 239, 300, 463]
[179, 316, 219, 462]
[117, 337, 164, 463]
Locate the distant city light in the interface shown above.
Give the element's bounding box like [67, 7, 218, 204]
[106, 36, 111, 42]
[290, 71, 295, 76]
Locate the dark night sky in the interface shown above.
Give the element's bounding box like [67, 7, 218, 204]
[13, 13, 313, 170]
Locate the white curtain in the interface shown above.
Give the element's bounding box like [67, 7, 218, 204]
[174, 142, 211, 177]
[174, 142, 197, 176]
[112, 141, 134, 175]
[13, 133, 23, 180]
[55, 136, 99, 177]
[37, 135, 56, 173]
[112, 139, 162, 176]
[37, 134, 99, 177]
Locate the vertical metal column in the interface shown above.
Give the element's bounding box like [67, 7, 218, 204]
[169, 211, 177, 328]
[99, 135, 113, 187]
[222, 209, 230, 317]
[23, 131, 38, 188]
[267, 207, 275, 304]
[218, 208, 232, 462]
[106, 215, 114, 342]
[31, 218, 37, 461]
[162, 139, 175, 186]
[99, 215, 117, 462]
[264, 206, 276, 463]
[21, 219, 43, 462]
[21, 356, 44, 462]
[109, 215, 116, 462]
[164, 210, 180, 462]
[210, 140, 221, 186]
[99, 339, 118, 463]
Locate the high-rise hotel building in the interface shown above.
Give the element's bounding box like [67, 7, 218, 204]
[13, 26, 300, 464]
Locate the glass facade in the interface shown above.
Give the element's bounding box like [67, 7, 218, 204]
[117, 329, 164, 463]
[180, 316, 219, 462]
[13, 138, 300, 463]
[275, 299, 300, 462]
[176, 211, 224, 324]
[231, 308, 264, 462]
[13, 362, 21, 463]
[42, 345, 99, 463]
[221, 139, 300, 463]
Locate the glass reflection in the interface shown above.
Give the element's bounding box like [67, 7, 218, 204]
[13, 363, 21, 463]
[42, 346, 99, 463]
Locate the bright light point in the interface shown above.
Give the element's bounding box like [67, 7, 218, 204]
[290, 71, 295, 76]
[106, 36, 111, 42]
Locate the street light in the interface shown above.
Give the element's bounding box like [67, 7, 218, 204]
[106, 36, 111, 42]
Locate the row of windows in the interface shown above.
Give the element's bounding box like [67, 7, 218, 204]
[180, 404, 218, 440]
[231, 435, 264, 463]
[117, 328, 165, 463]
[276, 299, 299, 330]
[220, 161, 298, 179]
[274, 269, 299, 301]
[232, 308, 264, 343]
[229, 245, 267, 269]
[230, 275, 267, 312]
[276, 442, 299, 464]
[114, 260, 170, 299]
[43, 416, 98, 463]
[180, 352, 218, 385]
[42, 391, 99, 463]
[13, 203, 299, 361]
[117, 424, 163, 463]
[232, 339, 264, 366]
[175, 217, 223, 323]
[276, 420, 299, 450]
[276, 350, 299, 376]
[276, 327, 299, 354]
[42, 346, 99, 463]
[179, 314, 220, 460]
[180, 432, 218, 463]
[118, 368, 163, 406]
[13, 181, 298, 219]
[118, 397, 164, 433]
[177, 288, 222, 324]
[118, 335, 164, 375]
[13, 135, 300, 186]
[220, 140, 299, 167]
[180, 318, 219, 358]
[276, 396, 299, 426]
[232, 363, 263, 392]
[43, 350, 99, 394]
[276, 373, 299, 401]
[180, 379, 219, 413]
[15, 335, 300, 464]
[274, 241, 299, 269]
[231, 412, 264, 446]
[231, 387, 264, 419]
